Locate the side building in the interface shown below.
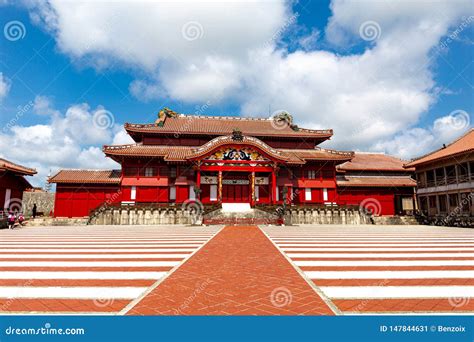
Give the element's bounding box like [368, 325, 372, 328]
[404, 129, 474, 226]
[337, 153, 416, 216]
[0, 158, 37, 213]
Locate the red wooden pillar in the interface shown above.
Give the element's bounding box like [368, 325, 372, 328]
[218, 171, 223, 203]
[250, 171, 255, 206]
[271, 169, 277, 204]
[196, 168, 201, 189]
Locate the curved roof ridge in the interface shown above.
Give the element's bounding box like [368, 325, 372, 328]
[188, 135, 290, 161]
[0, 158, 37, 175]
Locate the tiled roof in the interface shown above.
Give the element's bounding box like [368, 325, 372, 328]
[103, 145, 194, 162]
[125, 114, 333, 139]
[405, 129, 474, 168]
[0, 158, 37, 175]
[337, 176, 416, 187]
[281, 148, 354, 163]
[49, 170, 121, 184]
[103, 140, 354, 165]
[337, 153, 412, 172]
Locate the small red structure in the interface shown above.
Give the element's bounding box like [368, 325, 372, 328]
[49, 109, 416, 217]
[337, 153, 416, 216]
[0, 158, 36, 212]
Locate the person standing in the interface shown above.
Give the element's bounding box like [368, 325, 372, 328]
[32, 203, 37, 219]
[7, 212, 15, 229]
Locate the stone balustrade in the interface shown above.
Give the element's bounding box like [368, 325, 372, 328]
[285, 207, 371, 225]
[87, 205, 370, 226]
[89, 207, 201, 225]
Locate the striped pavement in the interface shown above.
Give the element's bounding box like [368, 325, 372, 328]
[0, 225, 221, 315]
[262, 225, 474, 315]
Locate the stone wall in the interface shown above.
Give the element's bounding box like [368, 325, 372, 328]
[284, 207, 372, 225]
[22, 191, 55, 217]
[89, 207, 201, 225]
[88, 205, 371, 226]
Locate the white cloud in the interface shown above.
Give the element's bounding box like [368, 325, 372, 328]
[0, 73, 11, 101]
[111, 129, 134, 145]
[33, 95, 59, 116]
[0, 99, 129, 187]
[28, 0, 289, 69]
[24, 0, 472, 159]
[373, 111, 471, 159]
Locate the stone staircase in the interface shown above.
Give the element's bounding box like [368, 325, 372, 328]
[372, 215, 419, 225]
[203, 207, 280, 225]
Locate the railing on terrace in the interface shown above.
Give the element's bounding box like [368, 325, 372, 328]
[418, 175, 472, 188]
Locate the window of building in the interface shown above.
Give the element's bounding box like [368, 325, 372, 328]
[290, 168, 301, 179]
[428, 196, 437, 209]
[460, 193, 471, 213]
[439, 195, 447, 213]
[449, 193, 459, 207]
[420, 196, 428, 213]
[124, 167, 138, 177]
[402, 197, 414, 211]
[446, 165, 456, 184]
[323, 188, 328, 201]
[305, 188, 312, 201]
[144, 167, 155, 177]
[169, 186, 176, 201]
[307, 170, 316, 179]
[159, 166, 170, 177]
[180, 167, 194, 177]
[435, 168, 445, 185]
[417, 172, 426, 187]
[276, 186, 280, 201]
[169, 166, 177, 178]
[130, 186, 136, 200]
[322, 170, 333, 179]
[426, 169, 435, 186]
[458, 163, 469, 182]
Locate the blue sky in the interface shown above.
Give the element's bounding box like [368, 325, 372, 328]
[0, 0, 472, 186]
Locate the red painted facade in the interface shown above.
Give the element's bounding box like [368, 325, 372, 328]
[0, 159, 36, 212]
[54, 185, 122, 218]
[50, 109, 416, 217]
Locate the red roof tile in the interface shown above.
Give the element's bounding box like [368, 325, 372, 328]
[337, 176, 416, 187]
[282, 148, 354, 163]
[103, 136, 354, 165]
[337, 153, 411, 172]
[404, 129, 474, 168]
[125, 114, 333, 139]
[0, 158, 37, 175]
[49, 170, 121, 184]
[103, 145, 194, 162]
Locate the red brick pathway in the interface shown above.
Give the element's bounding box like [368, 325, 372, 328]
[126, 226, 335, 315]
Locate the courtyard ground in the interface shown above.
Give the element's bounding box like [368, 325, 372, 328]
[0, 224, 472, 315]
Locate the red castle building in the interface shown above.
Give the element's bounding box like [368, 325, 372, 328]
[49, 109, 416, 218]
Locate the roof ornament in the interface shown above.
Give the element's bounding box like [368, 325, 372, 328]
[156, 107, 178, 126]
[231, 128, 244, 141]
[272, 111, 300, 131]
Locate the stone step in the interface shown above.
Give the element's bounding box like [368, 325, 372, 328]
[372, 216, 418, 225]
[221, 203, 252, 213]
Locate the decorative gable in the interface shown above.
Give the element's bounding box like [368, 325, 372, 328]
[207, 147, 269, 162]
